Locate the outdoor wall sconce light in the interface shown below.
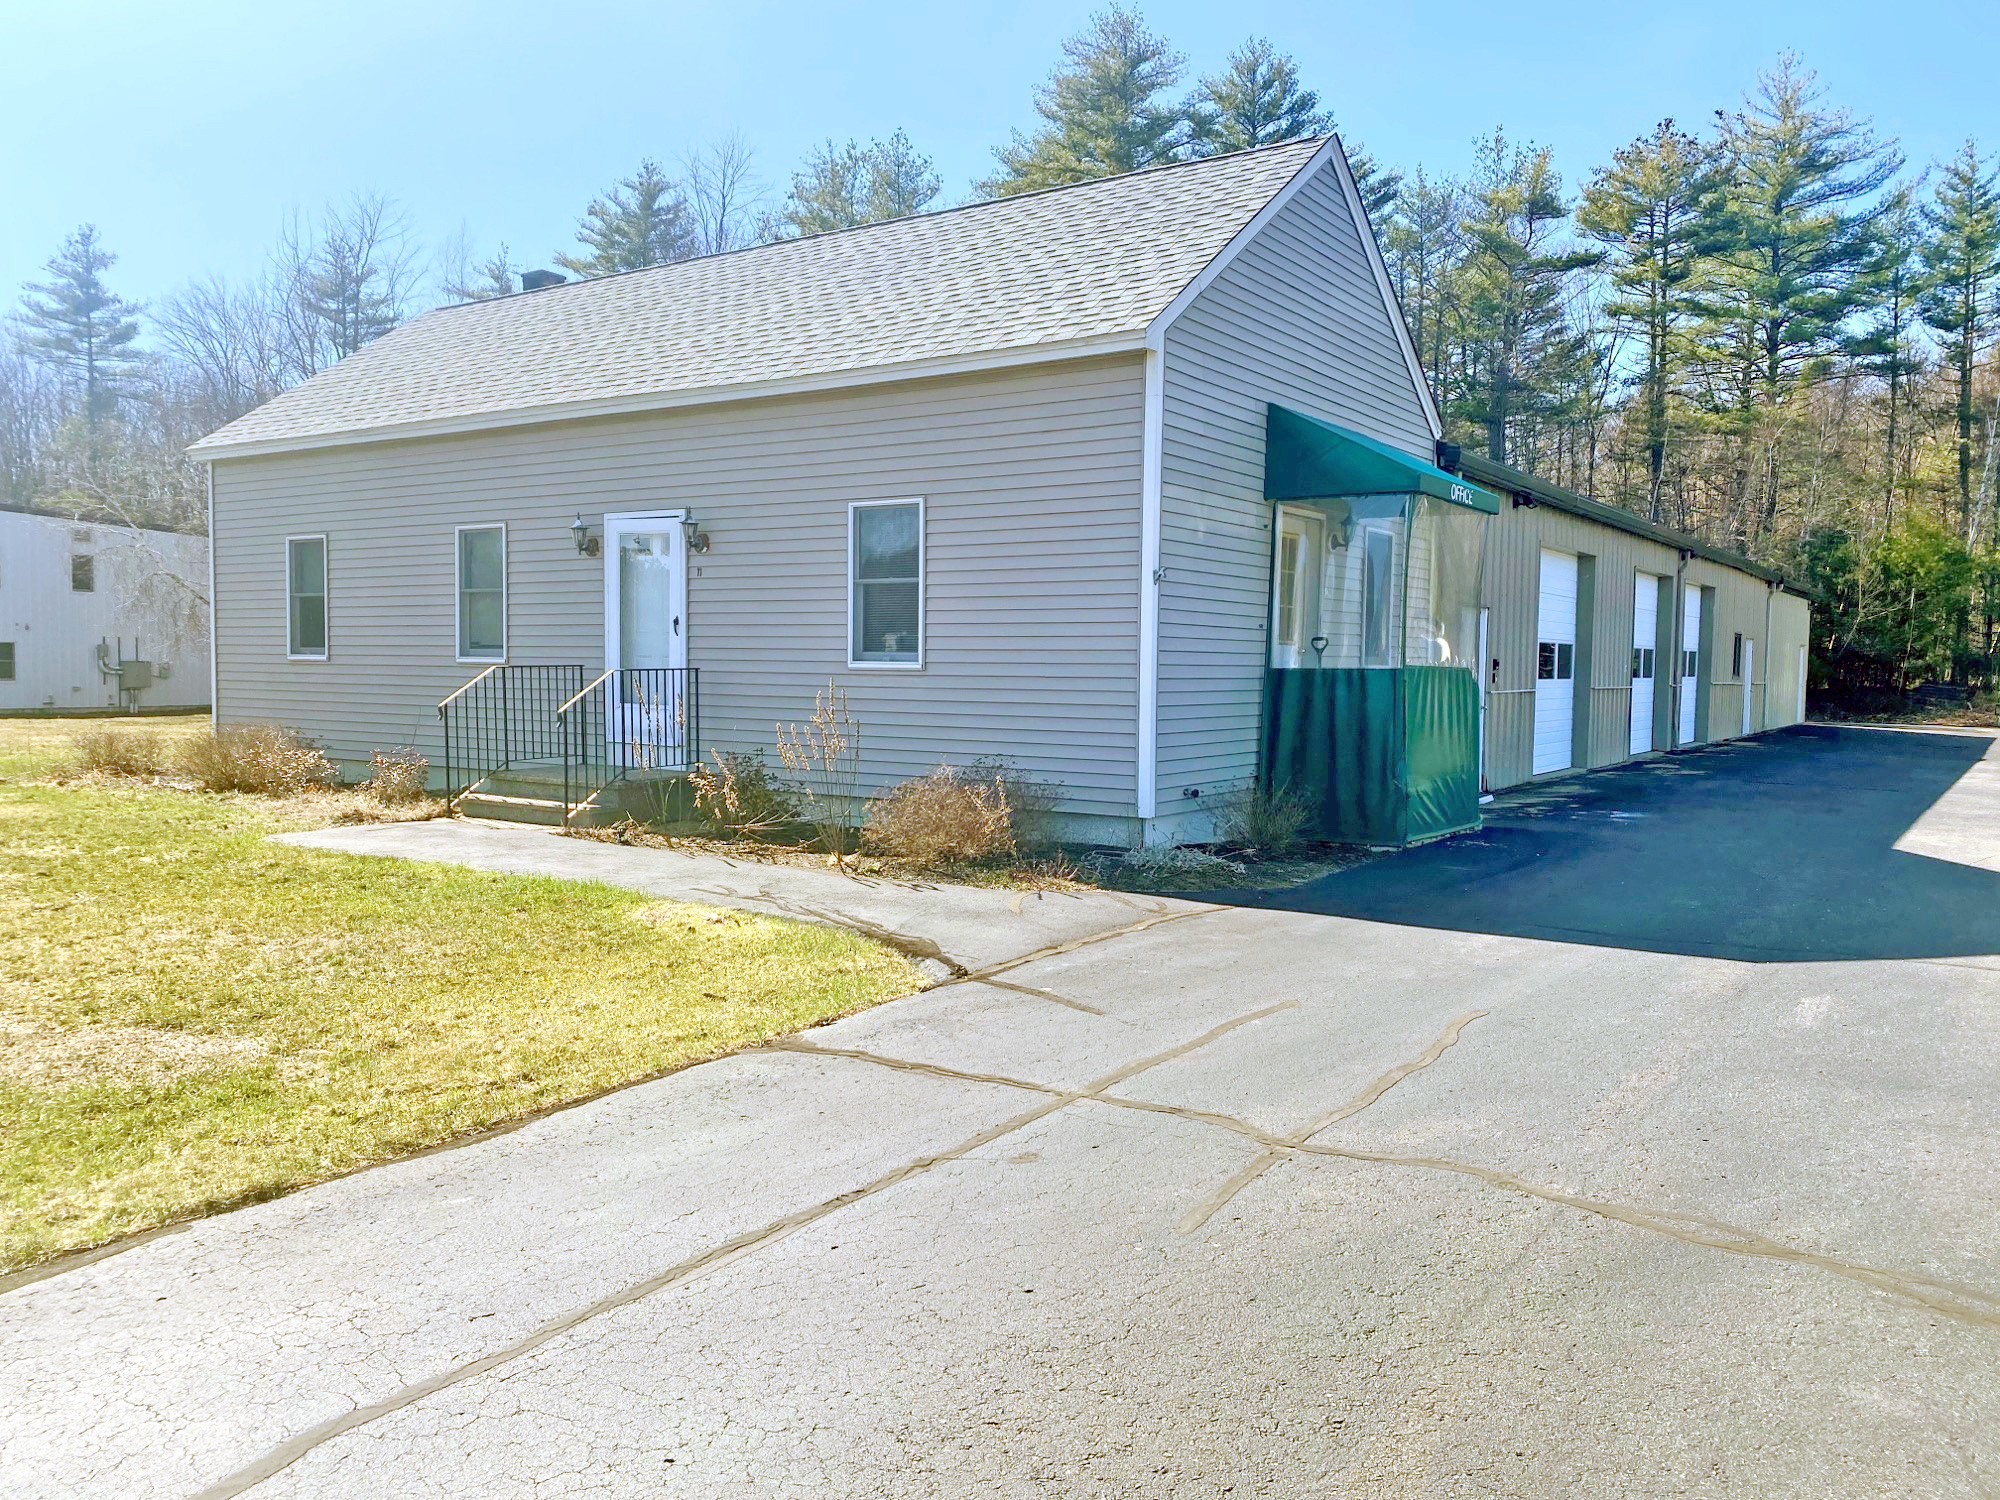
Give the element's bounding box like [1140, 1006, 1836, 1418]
[681, 514, 712, 554]
[571, 514, 601, 557]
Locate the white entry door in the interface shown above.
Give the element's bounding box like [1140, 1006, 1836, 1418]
[1629, 573, 1658, 755]
[604, 513, 689, 763]
[1678, 583, 1702, 745]
[1270, 508, 1326, 668]
[1741, 638, 1755, 735]
[1534, 550, 1578, 775]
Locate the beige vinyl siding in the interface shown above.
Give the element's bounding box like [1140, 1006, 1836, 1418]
[212, 356, 1146, 818]
[1154, 160, 1434, 814]
[1480, 499, 1806, 790]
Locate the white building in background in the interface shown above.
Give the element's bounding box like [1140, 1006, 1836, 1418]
[0, 505, 212, 712]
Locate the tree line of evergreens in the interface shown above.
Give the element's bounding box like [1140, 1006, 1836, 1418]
[6, 5, 1994, 706]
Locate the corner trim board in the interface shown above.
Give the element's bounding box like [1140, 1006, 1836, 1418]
[1136, 346, 1163, 822]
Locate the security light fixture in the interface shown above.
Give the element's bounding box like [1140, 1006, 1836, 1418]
[682, 515, 711, 554]
[571, 514, 601, 557]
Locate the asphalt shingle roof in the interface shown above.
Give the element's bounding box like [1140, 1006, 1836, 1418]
[191, 139, 1326, 456]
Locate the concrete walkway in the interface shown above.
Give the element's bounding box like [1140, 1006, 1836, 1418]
[5, 728, 1998, 1498]
[272, 819, 1194, 979]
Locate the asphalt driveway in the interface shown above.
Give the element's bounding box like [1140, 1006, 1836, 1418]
[4, 725, 1998, 1498]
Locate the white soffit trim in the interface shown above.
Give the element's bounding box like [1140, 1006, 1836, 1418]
[187, 331, 1150, 461]
[1325, 135, 1446, 441]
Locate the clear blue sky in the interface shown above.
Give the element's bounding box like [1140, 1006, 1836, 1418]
[5, 0, 1993, 309]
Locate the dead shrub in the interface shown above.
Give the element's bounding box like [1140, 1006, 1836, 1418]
[687, 749, 799, 836]
[64, 728, 167, 778]
[177, 724, 338, 795]
[364, 747, 430, 804]
[962, 756, 1061, 851]
[1214, 780, 1314, 858]
[863, 765, 1015, 867]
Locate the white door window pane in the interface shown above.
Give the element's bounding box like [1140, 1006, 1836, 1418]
[457, 527, 505, 659]
[852, 503, 921, 663]
[619, 530, 678, 670]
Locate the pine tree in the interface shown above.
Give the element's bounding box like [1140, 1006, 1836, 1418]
[1849, 186, 1930, 519]
[779, 131, 941, 236]
[980, 6, 1190, 196]
[17, 225, 144, 430]
[1346, 148, 1403, 221]
[1691, 57, 1899, 542]
[555, 160, 696, 277]
[1709, 59, 1900, 400]
[1383, 168, 1462, 388]
[1450, 132, 1603, 464]
[1187, 38, 1328, 154]
[1919, 141, 2000, 532]
[446, 245, 520, 301]
[1578, 121, 1723, 520]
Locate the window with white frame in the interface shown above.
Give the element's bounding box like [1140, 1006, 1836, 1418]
[71, 553, 94, 592]
[287, 536, 327, 659]
[0, 641, 14, 681]
[850, 500, 922, 665]
[457, 525, 507, 661]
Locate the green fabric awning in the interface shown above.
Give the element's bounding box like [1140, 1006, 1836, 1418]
[1264, 404, 1500, 514]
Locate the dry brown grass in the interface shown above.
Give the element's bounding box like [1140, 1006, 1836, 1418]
[177, 724, 338, 795]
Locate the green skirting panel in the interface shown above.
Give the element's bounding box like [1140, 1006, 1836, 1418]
[1262, 667, 1481, 847]
[1400, 665, 1481, 842]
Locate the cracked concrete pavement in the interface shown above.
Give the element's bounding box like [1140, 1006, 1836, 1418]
[4, 726, 1999, 1497]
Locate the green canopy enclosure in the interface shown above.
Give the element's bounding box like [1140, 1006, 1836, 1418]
[1260, 405, 1497, 846]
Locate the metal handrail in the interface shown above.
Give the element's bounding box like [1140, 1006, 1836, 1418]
[555, 667, 699, 825]
[437, 663, 503, 712]
[437, 664, 588, 812]
[555, 669, 614, 717]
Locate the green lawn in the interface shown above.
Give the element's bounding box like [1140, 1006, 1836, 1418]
[0, 720, 921, 1272]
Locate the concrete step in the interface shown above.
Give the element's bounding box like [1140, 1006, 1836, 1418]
[456, 792, 570, 827]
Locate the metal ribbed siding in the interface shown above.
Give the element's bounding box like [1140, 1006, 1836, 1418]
[211, 356, 1147, 819]
[1481, 500, 1807, 791]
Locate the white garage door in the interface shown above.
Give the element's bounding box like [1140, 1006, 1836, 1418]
[1679, 584, 1702, 744]
[1629, 573, 1658, 755]
[1534, 550, 1578, 775]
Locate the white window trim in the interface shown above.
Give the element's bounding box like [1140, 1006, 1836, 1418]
[455, 522, 508, 664]
[846, 497, 925, 671]
[285, 533, 329, 662]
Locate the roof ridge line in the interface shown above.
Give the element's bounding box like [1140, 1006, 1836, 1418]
[430, 137, 1329, 317]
